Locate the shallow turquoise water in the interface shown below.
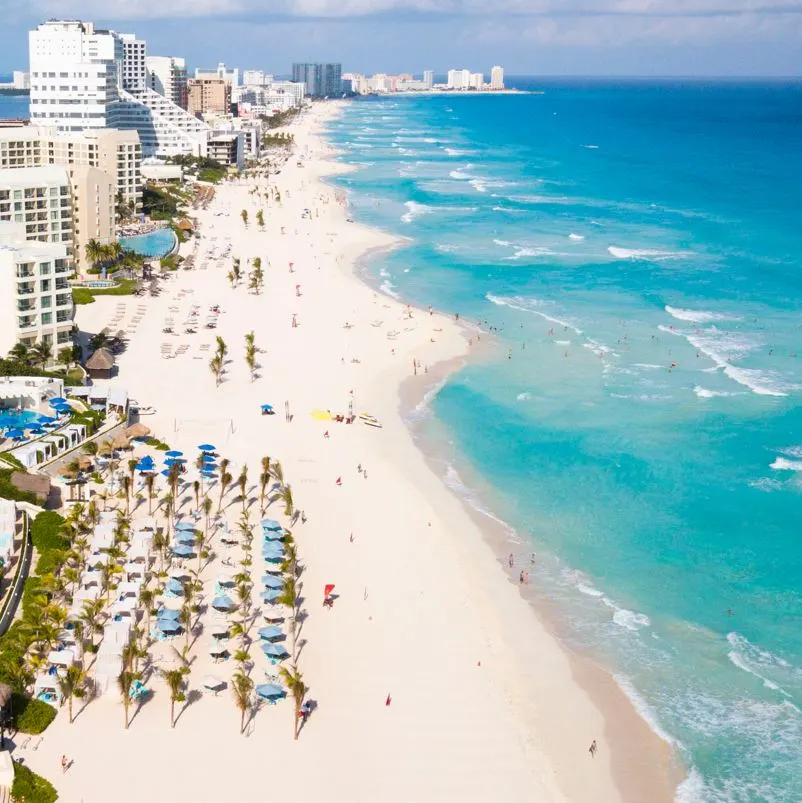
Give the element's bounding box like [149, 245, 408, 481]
[325, 80, 802, 801]
[119, 228, 176, 258]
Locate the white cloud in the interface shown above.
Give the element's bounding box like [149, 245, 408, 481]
[25, 0, 802, 21]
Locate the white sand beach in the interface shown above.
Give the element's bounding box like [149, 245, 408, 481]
[24, 102, 678, 802]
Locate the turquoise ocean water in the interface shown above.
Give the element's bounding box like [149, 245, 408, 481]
[324, 80, 802, 802]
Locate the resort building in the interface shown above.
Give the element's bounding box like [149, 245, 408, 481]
[424, 70, 434, 89]
[206, 131, 245, 168]
[187, 78, 231, 117]
[490, 66, 505, 90]
[28, 20, 123, 132]
[0, 125, 142, 217]
[146, 56, 188, 110]
[291, 63, 342, 98]
[0, 162, 115, 274]
[195, 63, 239, 87]
[235, 82, 305, 116]
[447, 69, 471, 90]
[28, 19, 211, 159]
[242, 70, 271, 87]
[0, 221, 73, 356]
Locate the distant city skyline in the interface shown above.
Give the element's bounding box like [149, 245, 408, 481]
[0, 3, 800, 77]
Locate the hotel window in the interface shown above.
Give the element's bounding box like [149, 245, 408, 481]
[40, 279, 50, 292]
[41, 296, 52, 309]
[41, 312, 53, 325]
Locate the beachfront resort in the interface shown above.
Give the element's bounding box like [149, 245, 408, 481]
[0, 15, 679, 803]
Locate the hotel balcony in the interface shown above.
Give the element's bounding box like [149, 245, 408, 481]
[18, 315, 37, 330]
[17, 300, 36, 312]
[56, 310, 72, 324]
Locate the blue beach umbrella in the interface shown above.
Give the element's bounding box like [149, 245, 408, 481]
[263, 554, 283, 565]
[38, 415, 56, 424]
[165, 578, 183, 595]
[48, 397, 66, 406]
[260, 642, 288, 659]
[261, 574, 283, 589]
[260, 404, 274, 412]
[211, 594, 235, 612]
[160, 469, 172, 477]
[172, 544, 194, 558]
[261, 519, 282, 532]
[165, 450, 183, 458]
[263, 529, 284, 542]
[258, 625, 284, 641]
[174, 531, 195, 545]
[262, 544, 284, 556]
[261, 589, 280, 604]
[197, 443, 216, 452]
[6, 429, 25, 440]
[175, 521, 196, 531]
[156, 618, 182, 634]
[255, 683, 286, 701]
[158, 607, 181, 620]
[201, 454, 216, 464]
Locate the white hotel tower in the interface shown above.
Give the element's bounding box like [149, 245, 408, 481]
[29, 20, 209, 157]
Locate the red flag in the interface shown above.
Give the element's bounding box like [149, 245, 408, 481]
[324, 584, 335, 599]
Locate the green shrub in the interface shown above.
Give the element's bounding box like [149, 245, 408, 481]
[12, 760, 58, 803]
[30, 512, 67, 554]
[144, 437, 171, 451]
[12, 694, 57, 735]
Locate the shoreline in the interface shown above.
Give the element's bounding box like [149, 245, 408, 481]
[28, 99, 677, 803]
[329, 101, 683, 799]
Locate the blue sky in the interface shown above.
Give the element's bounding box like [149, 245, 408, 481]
[2, 1, 801, 76]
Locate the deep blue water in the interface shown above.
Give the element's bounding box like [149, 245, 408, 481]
[119, 228, 177, 258]
[325, 80, 802, 802]
[0, 92, 29, 120]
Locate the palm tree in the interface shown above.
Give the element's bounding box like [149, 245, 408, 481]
[232, 258, 241, 283]
[80, 598, 105, 650]
[139, 587, 155, 635]
[226, 270, 236, 288]
[203, 496, 213, 537]
[220, 457, 231, 482]
[163, 669, 185, 728]
[237, 466, 248, 513]
[127, 458, 138, 490]
[144, 473, 156, 514]
[271, 460, 284, 488]
[277, 575, 297, 656]
[240, 209, 248, 226]
[218, 471, 232, 513]
[256, 209, 264, 228]
[193, 480, 201, 511]
[259, 470, 270, 514]
[85, 238, 104, 270]
[167, 461, 182, 501]
[231, 670, 253, 734]
[209, 354, 224, 386]
[121, 474, 132, 516]
[245, 350, 256, 381]
[30, 340, 53, 369]
[215, 336, 228, 362]
[162, 492, 175, 538]
[245, 331, 256, 349]
[58, 346, 74, 368]
[279, 484, 293, 517]
[117, 669, 135, 729]
[8, 341, 31, 365]
[279, 665, 307, 740]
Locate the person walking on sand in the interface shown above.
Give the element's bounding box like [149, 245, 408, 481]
[61, 755, 68, 774]
[385, 693, 392, 706]
[508, 552, 514, 568]
[336, 477, 342, 486]
[589, 740, 597, 757]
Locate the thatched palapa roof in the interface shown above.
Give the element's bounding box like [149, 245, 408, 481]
[10, 471, 51, 501]
[85, 347, 114, 371]
[125, 423, 151, 439]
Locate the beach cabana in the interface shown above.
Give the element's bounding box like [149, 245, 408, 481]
[256, 683, 286, 703]
[258, 625, 284, 641]
[211, 594, 235, 612]
[85, 348, 115, 380]
[209, 640, 230, 658]
[202, 676, 226, 695]
[263, 606, 285, 623]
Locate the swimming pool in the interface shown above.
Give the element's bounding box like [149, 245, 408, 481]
[119, 228, 177, 258]
[0, 409, 44, 430]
